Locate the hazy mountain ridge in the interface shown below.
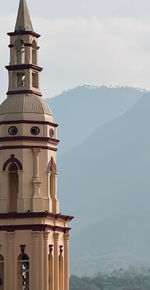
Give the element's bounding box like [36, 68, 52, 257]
[47, 86, 150, 275]
[47, 85, 144, 152]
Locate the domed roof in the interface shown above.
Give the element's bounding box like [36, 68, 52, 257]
[0, 94, 52, 116]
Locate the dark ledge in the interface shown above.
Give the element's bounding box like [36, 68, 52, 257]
[5, 64, 43, 72]
[7, 90, 42, 97]
[0, 212, 74, 222]
[7, 31, 41, 38]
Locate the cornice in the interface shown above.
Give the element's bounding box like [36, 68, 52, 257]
[0, 145, 57, 151]
[0, 212, 74, 221]
[7, 31, 41, 38]
[0, 136, 59, 145]
[7, 90, 42, 97]
[0, 224, 72, 233]
[0, 120, 58, 128]
[5, 64, 43, 72]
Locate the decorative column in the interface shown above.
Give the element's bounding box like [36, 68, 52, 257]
[64, 233, 70, 290]
[6, 232, 15, 290]
[32, 148, 42, 211]
[43, 232, 49, 290]
[54, 233, 59, 290]
[32, 232, 40, 290]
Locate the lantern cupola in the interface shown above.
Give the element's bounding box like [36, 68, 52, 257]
[6, 0, 42, 99]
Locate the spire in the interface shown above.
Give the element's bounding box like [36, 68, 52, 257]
[15, 0, 34, 32]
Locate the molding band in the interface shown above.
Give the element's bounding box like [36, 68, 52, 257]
[0, 145, 57, 152]
[0, 120, 58, 128]
[7, 90, 42, 97]
[0, 212, 74, 221]
[5, 64, 43, 72]
[0, 136, 59, 145]
[7, 31, 41, 38]
[0, 224, 72, 233]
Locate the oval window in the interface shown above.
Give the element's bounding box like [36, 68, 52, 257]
[49, 128, 54, 138]
[8, 126, 18, 136]
[30, 126, 40, 135]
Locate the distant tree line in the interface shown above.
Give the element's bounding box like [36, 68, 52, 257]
[70, 266, 150, 290]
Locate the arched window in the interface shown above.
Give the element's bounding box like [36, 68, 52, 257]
[59, 246, 63, 290]
[16, 72, 25, 88]
[0, 255, 4, 289]
[32, 41, 37, 65]
[48, 247, 53, 290]
[18, 253, 29, 290]
[32, 72, 38, 89]
[14, 39, 25, 64]
[8, 163, 18, 212]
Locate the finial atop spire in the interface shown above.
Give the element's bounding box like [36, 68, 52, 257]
[15, 0, 33, 32]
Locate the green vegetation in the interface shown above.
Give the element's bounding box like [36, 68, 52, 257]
[70, 266, 150, 290]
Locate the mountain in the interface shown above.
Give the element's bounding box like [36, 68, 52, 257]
[47, 86, 144, 152]
[47, 86, 150, 274]
[58, 93, 150, 221]
[54, 92, 150, 274]
[70, 212, 150, 275]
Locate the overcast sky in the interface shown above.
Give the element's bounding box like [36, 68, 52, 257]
[0, 0, 150, 100]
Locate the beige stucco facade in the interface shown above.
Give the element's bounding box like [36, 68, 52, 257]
[0, 0, 73, 289]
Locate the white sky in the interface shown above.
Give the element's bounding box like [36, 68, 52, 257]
[0, 0, 150, 100]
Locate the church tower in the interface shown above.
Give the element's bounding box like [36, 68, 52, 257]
[0, 0, 73, 289]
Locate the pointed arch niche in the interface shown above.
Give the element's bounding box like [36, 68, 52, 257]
[2, 154, 23, 212]
[47, 157, 59, 214]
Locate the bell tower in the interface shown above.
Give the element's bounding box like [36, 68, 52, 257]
[0, 1, 73, 290]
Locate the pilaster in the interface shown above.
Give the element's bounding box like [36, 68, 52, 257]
[43, 232, 49, 290]
[6, 232, 15, 290]
[32, 231, 40, 290]
[54, 232, 59, 290]
[64, 233, 70, 290]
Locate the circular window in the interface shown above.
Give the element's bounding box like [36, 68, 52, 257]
[8, 126, 18, 136]
[49, 128, 54, 138]
[30, 126, 40, 135]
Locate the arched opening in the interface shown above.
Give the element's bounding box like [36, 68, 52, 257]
[16, 72, 25, 88]
[48, 157, 57, 213]
[32, 41, 37, 65]
[14, 39, 25, 64]
[8, 163, 18, 212]
[48, 253, 53, 290]
[0, 255, 4, 290]
[18, 253, 29, 290]
[32, 72, 38, 89]
[59, 247, 63, 290]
